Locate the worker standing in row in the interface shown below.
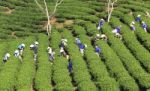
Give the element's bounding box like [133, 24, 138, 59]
[3, 53, 10, 63]
[59, 38, 69, 59]
[112, 25, 122, 40]
[97, 19, 105, 32]
[130, 21, 136, 32]
[30, 41, 39, 61]
[75, 37, 81, 47]
[47, 46, 55, 62]
[18, 43, 25, 56]
[79, 43, 87, 56]
[14, 50, 22, 62]
[135, 15, 141, 22]
[95, 46, 101, 57]
[142, 21, 147, 32]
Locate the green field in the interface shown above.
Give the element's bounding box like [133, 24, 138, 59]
[0, 0, 150, 91]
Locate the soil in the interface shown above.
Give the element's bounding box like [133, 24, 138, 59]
[43, 17, 74, 30]
[2, 7, 14, 14]
[11, 32, 18, 39]
[31, 85, 34, 91]
[64, 20, 74, 26]
[128, 11, 133, 16]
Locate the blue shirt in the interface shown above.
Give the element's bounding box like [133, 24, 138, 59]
[76, 38, 81, 45]
[98, 20, 104, 27]
[95, 47, 101, 53]
[131, 26, 136, 31]
[68, 61, 72, 68]
[116, 27, 121, 33]
[79, 44, 85, 49]
[142, 23, 147, 28]
[135, 17, 141, 22]
[18, 45, 24, 50]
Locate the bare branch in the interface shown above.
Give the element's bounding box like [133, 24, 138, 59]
[34, 0, 44, 12]
[34, 0, 63, 36]
[107, 0, 117, 22]
[49, 0, 63, 19]
[56, 0, 63, 6]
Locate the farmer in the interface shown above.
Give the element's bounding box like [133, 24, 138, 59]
[100, 34, 108, 42]
[14, 50, 20, 57]
[75, 37, 81, 46]
[47, 47, 55, 61]
[115, 33, 122, 40]
[112, 25, 121, 34]
[18, 43, 25, 56]
[79, 43, 87, 56]
[59, 46, 69, 59]
[112, 25, 122, 40]
[3, 53, 10, 63]
[60, 38, 68, 48]
[30, 44, 34, 50]
[68, 58, 73, 73]
[95, 34, 101, 41]
[142, 21, 147, 32]
[91, 34, 100, 46]
[30, 41, 39, 61]
[135, 15, 141, 22]
[97, 19, 105, 32]
[95, 46, 101, 56]
[130, 21, 136, 32]
[14, 50, 22, 62]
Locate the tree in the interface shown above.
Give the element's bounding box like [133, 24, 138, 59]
[34, 0, 63, 36]
[107, 0, 117, 22]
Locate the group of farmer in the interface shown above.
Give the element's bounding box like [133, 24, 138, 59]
[2, 14, 148, 74]
[3, 43, 25, 63]
[3, 41, 39, 63]
[2, 40, 73, 73]
[97, 14, 148, 40]
[130, 15, 148, 32]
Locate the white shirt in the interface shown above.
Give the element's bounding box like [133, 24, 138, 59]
[48, 48, 52, 54]
[14, 50, 20, 57]
[30, 44, 34, 48]
[3, 53, 10, 60]
[112, 29, 117, 34]
[101, 34, 106, 38]
[60, 47, 64, 53]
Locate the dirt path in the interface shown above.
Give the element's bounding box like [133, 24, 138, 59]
[43, 17, 74, 30]
[1, 7, 14, 14]
[31, 85, 34, 91]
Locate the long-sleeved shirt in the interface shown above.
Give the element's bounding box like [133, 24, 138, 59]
[142, 23, 147, 29]
[33, 45, 38, 54]
[135, 17, 141, 22]
[98, 20, 104, 27]
[79, 44, 85, 49]
[116, 27, 121, 33]
[76, 38, 81, 45]
[14, 50, 19, 57]
[95, 47, 101, 54]
[130, 25, 136, 31]
[18, 45, 24, 50]
[3, 54, 10, 61]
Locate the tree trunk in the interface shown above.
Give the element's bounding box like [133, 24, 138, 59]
[44, 0, 51, 35]
[107, 0, 111, 22]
